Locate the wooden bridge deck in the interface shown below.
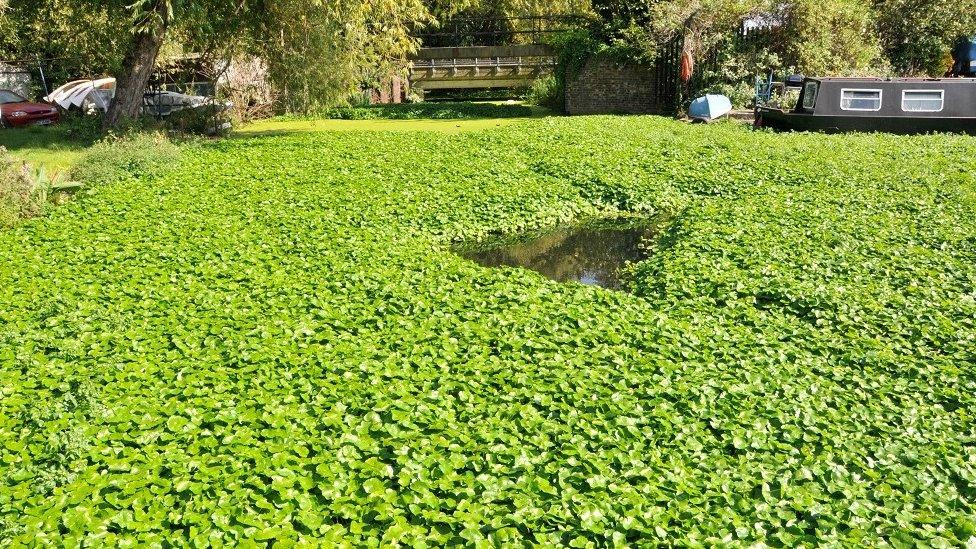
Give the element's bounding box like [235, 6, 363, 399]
[409, 45, 555, 91]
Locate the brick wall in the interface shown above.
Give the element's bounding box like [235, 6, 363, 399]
[564, 55, 660, 115]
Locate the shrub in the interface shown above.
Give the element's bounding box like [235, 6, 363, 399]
[69, 132, 182, 187]
[0, 147, 49, 227]
[703, 81, 756, 110]
[523, 75, 562, 110]
[219, 56, 276, 124]
[167, 105, 233, 137]
[58, 111, 103, 142]
[1, 131, 181, 228]
[423, 88, 519, 102]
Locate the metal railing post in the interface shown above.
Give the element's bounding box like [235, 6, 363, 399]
[36, 55, 49, 97]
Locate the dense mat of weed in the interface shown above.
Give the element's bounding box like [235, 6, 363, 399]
[1, 117, 975, 545]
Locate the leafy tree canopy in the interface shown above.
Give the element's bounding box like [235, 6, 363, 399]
[874, 0, 976, 75]
[589, 0, 974, 76]
[1, 0, 973, 123]
[0, 0, 591, 120]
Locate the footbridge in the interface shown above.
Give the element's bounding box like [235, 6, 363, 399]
[408, 44, 555, 92]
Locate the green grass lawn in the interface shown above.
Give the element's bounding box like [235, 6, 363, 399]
[0, 102, 551, 170]
[235, 116, 537, 136]
[236, 102, 555, 136]
[0, 125, 96, 175]
[2, 116, 975, 545]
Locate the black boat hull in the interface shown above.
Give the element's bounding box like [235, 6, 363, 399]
[757, 108, 976, 135]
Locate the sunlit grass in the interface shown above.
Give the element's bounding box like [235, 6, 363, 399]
[235, 114, 546, 136]
[0, 125, 95, 175]
[236, 101, 557, 136]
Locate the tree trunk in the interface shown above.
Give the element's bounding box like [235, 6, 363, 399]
[103, 12, 169, 130]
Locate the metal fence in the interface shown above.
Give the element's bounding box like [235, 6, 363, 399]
[651, 24, 776, 113]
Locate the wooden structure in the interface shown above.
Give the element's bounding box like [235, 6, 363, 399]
[408, 45, 555, 92]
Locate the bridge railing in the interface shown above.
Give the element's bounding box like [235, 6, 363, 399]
[411, 57, 556, 69]
[408, 50, 556, 90]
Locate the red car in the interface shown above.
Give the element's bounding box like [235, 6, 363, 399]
[0, 89, 60, 127]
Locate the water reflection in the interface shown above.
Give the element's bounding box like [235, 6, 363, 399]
[460, 219, 658, 290]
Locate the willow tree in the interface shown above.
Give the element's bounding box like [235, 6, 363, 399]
[0, 0, 265, 128]
[0, 0, 432, 127]
[0, 0, 128, 85]
[775, 0, 881, 75]
[259, 0, 428, 113]
[101, 0, 170, 128]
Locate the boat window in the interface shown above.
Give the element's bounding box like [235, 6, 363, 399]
[902, 90, 944, 112]
[802, 81, 818, 109]
[840, 89, 882, 111]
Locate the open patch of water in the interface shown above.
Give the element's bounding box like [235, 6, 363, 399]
[458, 217, 661, 290]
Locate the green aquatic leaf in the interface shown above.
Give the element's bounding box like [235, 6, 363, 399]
[1, 117, 975, 545]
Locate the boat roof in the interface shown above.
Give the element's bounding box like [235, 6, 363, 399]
[809, 77, 976, 84]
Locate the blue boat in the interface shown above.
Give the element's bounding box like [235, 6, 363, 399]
[689, 94, 733, 122]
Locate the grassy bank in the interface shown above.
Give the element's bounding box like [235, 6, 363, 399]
[0, 125, 97, 174]
[237, 102, 555, 136]
[235, 116, 537, 136]
[0, 130, 181, 228]
[1, 117, 975, 545]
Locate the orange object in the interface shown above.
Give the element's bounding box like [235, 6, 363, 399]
[680, 51, 694, 83]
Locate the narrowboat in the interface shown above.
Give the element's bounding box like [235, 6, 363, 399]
[755, 76, 976, 135]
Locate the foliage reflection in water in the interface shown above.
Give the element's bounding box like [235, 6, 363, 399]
[459, 218, 661, 290]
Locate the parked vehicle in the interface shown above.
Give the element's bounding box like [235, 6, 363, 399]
[755, 75, 976, 135]
[0, 89, 60, 127]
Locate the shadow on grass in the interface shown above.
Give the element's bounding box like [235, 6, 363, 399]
[0, 125, 97, 171]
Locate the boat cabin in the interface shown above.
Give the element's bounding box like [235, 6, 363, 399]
[756, 77, 976, 134]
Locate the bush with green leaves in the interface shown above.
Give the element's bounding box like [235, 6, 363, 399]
[166, 105, 233, 137]
[2, 117, 975, 545]
[58, 112, 104, 143]
[68, 131, 182, 188]
[523, 75, 562, 110]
